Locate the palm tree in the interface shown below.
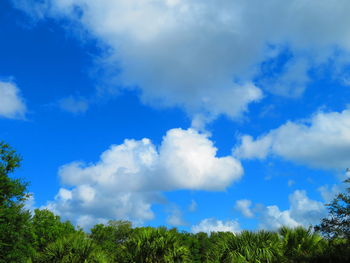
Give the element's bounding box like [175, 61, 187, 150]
[218, 230, 282, 263]
[35, 232, 109, 263]
[279, 226, 325, 263]
[123, 227, 190, 263]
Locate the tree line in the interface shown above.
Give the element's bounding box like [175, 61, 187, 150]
[1, 141, 350, 263]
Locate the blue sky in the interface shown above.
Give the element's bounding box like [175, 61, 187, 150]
[1, 0, 350, 232]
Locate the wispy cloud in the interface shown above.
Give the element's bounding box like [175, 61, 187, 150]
[58, 96, 89, 114]
[235, 199, 254, 218]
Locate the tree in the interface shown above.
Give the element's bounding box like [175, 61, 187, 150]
[314, 178, 350, 262]
[123, 227, 190, 263]
[30, 209, 76, 253]
[213, 230, 282, 263]
[279, 226, 325, 263]
[0, 141, 34, 262]
[315, 178, 350, 240]
[36, 232, 109, 263]
[90, 220, 133, 262]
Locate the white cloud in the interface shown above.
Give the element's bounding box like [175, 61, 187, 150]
[191, 218, 240, 234]
[58, 96, 89, 114]
[235, 199, 254, 218]
[258, 190, 326, 230]
[16, 0, 350, 122]
[288, 190, 327, 226]
[235, 109, 350, 170]
[0, 81, 27, 119]
[45, 128, 243, 226]
[259, 205, 299, 230]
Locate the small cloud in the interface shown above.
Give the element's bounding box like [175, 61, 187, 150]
[288, 180, 295, 187]
[318, 184, 342, 203]
[0, 80, 27, 119]
[235, 199, 254, 218]
[257, 190, 327, 230]
[191, 218, 240, 234]
[166, 206, 187, 227]
[188, 199, 197, 212]
[58, 96, 89, 114]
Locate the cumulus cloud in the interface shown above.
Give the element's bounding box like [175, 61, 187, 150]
[58, 96, 89, 114]
[235, 199, 254, 218]
[258, 190, 326, 230]
[234, 109, 350, 170]
[0, 81, 27, 119]
[259, 206, 299, 230]
[191, 218, 241, 234]
[15, 0, 350, 122]
[45, 128, 243, 226]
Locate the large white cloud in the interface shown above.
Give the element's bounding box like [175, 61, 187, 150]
[258, 190, 327, 230]
[191, 218, 241, 234]
[46, 128, 243, 227]
[0, 81, 27, 119]
[234, 109, 350, 170]
[14, 0, 350, 121]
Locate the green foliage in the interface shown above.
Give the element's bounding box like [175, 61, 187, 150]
[90, 220, 133, 262]
[315, 178, 350, 240]
[178, 232, 211, 263]
[314, 179, 350, 262]
[35, 232, 109, 263]
[0, 141, 33, 263]
[30, 209, 76, 253]
[2, 141, 350, 263]
[279, 226, 325, 263]
[123, 227, 190, 263]
[213, 230, 282, 263]
[0, 141, 28, 205]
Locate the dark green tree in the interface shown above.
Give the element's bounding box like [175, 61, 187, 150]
[36, 232, 109, 263]
[279, 226, 325, 263]
[90, 220, 133, 262]
[315, 178, 350, 239]
[315, 178, 350, 262]
[212, 230, 282, 263]
[30, 209, 76, 253]
[123, 226, 190, 263]
[177, 232, 211, 263]
[0, 141, 33, 262]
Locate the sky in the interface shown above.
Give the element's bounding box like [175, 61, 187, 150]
[1, 0, 350, 233]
